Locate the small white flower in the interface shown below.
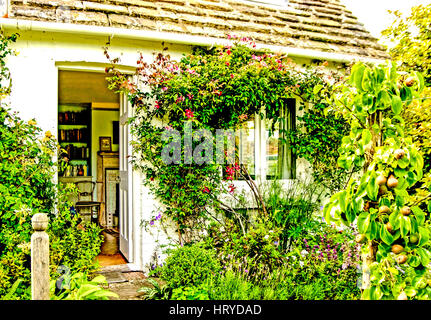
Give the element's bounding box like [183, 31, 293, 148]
[299, 261, 304, 267]
[300, 249, 309, 257]
[264, 235, 269, 240]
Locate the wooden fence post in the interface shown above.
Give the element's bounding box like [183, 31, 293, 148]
[31, 213, 50, 300]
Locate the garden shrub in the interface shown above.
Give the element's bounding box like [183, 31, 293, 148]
[50, 272, 118, 300]
[49, 184, 103, 276]
[285, 222, 361, 300]
[262, 179, 323, 249]
[207, 217, 283, 281]
[159, 242, 221, 289]
[0, 109, 103, 298]
[0, 33, 104, 299]
[402, 87, 431, 171]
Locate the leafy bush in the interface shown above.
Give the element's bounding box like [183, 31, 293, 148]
[288, 99, 353, 193]
[138, 278, 171, 300]
[262, 179, 323, 249]
[402, 87, 431, 171]
[171, 283, 210, 300]
[207, 217, 283, 281]
[49, 184, 103, 275]
[0, 108, 102, 298]
[0, 105, 56, 298]
[207, 222, 361, 300]
[50, 272, 118, 300]
[285, 223, 361, 300]
[159, 243, 221, 289]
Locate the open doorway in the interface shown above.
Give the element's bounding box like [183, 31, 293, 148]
[57, 70, 127, 267]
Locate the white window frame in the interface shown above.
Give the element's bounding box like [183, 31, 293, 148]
[232, 99, 297, 186]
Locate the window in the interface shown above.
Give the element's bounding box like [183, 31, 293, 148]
[234, 98, 296, 181]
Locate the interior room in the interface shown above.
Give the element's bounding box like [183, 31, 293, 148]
[57, 70, 126, 266]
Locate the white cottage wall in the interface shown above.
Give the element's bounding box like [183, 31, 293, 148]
[3, 28, 325, 273]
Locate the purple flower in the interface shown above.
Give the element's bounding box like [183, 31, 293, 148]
[150, 220, 154, 226]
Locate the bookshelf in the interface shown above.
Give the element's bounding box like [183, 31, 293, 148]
[58, 103, 92, 177]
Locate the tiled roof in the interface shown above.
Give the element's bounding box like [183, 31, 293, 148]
[7, 0, 389, 60]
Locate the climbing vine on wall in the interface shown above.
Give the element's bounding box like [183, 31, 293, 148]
[105, 37, 349, 243]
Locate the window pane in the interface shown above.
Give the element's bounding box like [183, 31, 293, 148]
[266, 119, 279, 180]
[266, 99, 296, 180]
[222, 118, 255, 180]
[237, 118, 255, 179]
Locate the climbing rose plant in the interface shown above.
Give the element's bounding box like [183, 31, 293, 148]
[105, 38, 345, 243]
[324, 61, 431, 300]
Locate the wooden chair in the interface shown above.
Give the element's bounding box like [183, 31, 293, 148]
[74, 181, 102, 225]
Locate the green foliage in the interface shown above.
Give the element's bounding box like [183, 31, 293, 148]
[138, 278, 171, 300]
[289, 103, 352, 193]
[159, 243, 221, 289]
[0, 279, 22, 300]
[402, 87, 431, 171]
[382, 4, 431, 172]
[205, 224, 361, 301]
[0, 106, 56, 298]
[105, 39, 344, 240]
[48, 184, 103, 275]
[171, 283, 210, 300]
[50, 272, 118, 300]
[284, 223, 361, 300]
[0, 33, 103, 299]
[207, 217, 283, 281]
[0, 32, 17, 98]
[262, 179, 322, 249]
[325, 61, 431, 300]
[382, 4, 431, 85]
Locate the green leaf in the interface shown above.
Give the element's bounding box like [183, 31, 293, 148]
[313, 84, 323, 95]
[408, 255, 421, 268]
[352, 64, 366, 91]
[391, 95, 402, 115]
[361, 129, 372, 145]
[397, 156, 409, 169]
[366, 172, 378, 201]
[400, 216, 411, 238]
[366, 220, 379, 240]
[389, 210, 400, 229]
[415, 71, 424, 92]
[338, 190, 347, 212]
[358, 211, 371, 234]
[411, 206, 425, 225]
[380, 224, 394, 245]
[418, 226, 430, 246]
[416, 248, 431, 267]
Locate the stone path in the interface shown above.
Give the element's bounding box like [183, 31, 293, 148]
[96, 264, 155, 300]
